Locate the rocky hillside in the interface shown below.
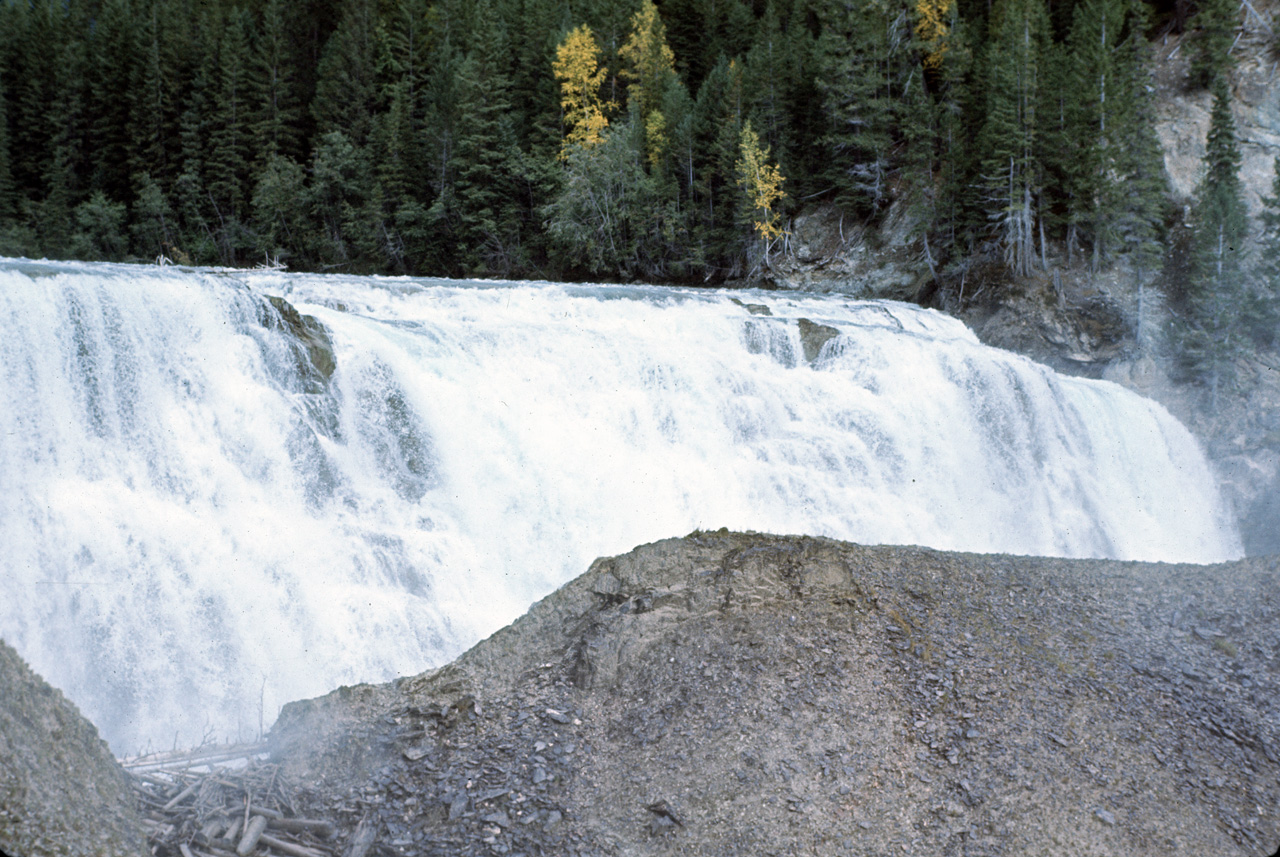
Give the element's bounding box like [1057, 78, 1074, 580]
[0, 639, 145, 857]
[268, 532, 1280, 856]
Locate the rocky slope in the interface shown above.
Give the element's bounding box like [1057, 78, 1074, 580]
[0, 638, 146, 857]
[269, 532, 1280, 856]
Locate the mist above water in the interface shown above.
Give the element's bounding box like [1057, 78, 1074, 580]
[0, 259, 1241, 752]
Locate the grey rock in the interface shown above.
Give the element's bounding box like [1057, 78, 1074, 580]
[0, 639, 147, 857]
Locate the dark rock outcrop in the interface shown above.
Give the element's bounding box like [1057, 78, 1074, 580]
[263, 295, 337, 395]
[270, 532, 1280, 856]
[0, 639, 146, 857]
[796, 318, 841, 364]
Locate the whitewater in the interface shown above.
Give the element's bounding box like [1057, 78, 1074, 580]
[0, 259, 1241, 752]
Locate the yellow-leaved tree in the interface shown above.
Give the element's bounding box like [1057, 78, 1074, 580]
[619, 0, 676, 166]
[552, 24, 610, 158]
[915, 0, 954, 71]
[736, 119, 787, 253]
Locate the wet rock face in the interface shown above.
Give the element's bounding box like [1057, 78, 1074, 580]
[0, 639, 146, 857]
[271, 533, 1280, 857]
[264, 295, 337, 395]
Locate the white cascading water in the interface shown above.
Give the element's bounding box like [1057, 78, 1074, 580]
[0, 259, 1241, 753]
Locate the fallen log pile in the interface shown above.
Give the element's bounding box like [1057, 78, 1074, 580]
[124, 744, 338, 857]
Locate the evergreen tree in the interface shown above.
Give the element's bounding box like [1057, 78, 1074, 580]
[1177, 76, 1248, 402]
[815, 0, 913, 215]
[1062, 0, 1127, 269]
[206, 8, 255, 261]
[252, 0, 303, 166]
[449, 9, 523, 274]
[70, 191, 128, 260]
[0, 68, 16, 222]
[129, 3, 181, 189]
[88, 0, 140, 204]
[308, 130, 371, 267]
[1247, 155, 1280, 347]
[1189, 0, 1237, 89]
[251, 153, 309, 263]
[977, 0, 1050, 276]
[1107, 3, 1169, 346]
[312, 0, 377, 145]
[131, 172, 174, 260]
[692, 57, 747, 275]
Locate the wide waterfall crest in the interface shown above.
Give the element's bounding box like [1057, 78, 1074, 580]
[0, 259, 1241, 752]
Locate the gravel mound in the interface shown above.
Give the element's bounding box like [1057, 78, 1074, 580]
[269, 532, 1280, 856]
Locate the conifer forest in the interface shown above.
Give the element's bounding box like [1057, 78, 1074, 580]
[0, 0, 1277, 387]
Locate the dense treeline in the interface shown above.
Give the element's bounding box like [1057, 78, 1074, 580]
[0, 0, 1274, 355]
[0, 0, 1202, 277]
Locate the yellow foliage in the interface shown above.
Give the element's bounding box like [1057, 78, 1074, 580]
[736, 120, 787, 243]
[553, 24, 610, 157]
[915, 0, 954, 71]
[644, 110, 668, 167]
[619, 0, 676, 122]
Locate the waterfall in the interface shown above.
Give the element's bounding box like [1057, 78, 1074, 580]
[0, 259, 1241, 753]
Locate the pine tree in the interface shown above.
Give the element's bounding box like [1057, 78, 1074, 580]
[1177, 76, 1248, 402]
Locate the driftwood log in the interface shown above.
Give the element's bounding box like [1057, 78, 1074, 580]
[125, 744, 344, 857]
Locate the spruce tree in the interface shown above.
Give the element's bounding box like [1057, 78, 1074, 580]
[815, 0, 911, 215]
[1107, 4, 1169, 347]
[88, 0, 140, 204]
[1062, 0, 1126, 269]
[1178, 76, 1248, 402]
[312, 0, 377, 145]
[0, 69, 16, 222]
[252, 0, 302, 167]
[206, 8, 255, 259]
[977, 0, 1050, 276]
[1189, 0, 1237, 89]
[449, 8, 523, 274]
